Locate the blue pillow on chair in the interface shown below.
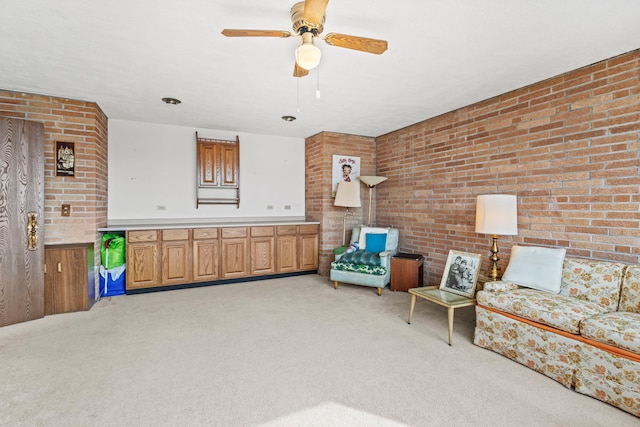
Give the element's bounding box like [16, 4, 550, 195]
[365, 233, 387, 253]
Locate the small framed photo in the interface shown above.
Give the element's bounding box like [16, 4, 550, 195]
[56, 141, 75, 177]
[439, 250, 482, 298]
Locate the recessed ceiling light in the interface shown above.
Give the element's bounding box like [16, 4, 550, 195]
[162, 97, 181, 105]
[281, 115, 296, 122]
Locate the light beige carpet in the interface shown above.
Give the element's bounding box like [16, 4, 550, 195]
[0, 274, 637, 426]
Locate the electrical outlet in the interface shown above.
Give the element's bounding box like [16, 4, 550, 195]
[284, 205, 291, 210]
[157, 205, 166, 211]
[267, 205, 274, 210]
[61, 204, 71, 216]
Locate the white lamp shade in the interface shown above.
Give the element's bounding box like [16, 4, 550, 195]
[358, 176, 387, 187]
[334, 181, 361, 208]
[475, 194, 518, 235]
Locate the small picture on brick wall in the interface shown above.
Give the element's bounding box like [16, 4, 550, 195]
[332, 154, 360, 197]
[56, 141, 75, 177]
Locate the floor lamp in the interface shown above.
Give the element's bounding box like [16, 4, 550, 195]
[357, 176, 387, 226]
[334, 181, 361, 246]
[475, 194, 518, 281]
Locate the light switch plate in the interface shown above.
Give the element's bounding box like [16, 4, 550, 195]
[61, 204, 71, 217]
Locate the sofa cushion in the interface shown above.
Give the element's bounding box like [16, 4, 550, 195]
[560, 258, 626, 311]
[357, 227, 389, 250]
[619, 265, 640, 314]
[339, 250, 381, 266]
[502, 245, 566, 293]
[580, 312, 640, 354]
[477, 288, 608, 334]
[330, 261, 387, 276]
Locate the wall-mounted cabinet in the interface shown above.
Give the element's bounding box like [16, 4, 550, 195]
[196, 134, 240, 208]
[125, 223, 318, 291]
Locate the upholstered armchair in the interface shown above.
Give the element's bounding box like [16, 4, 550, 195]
[330, 226, 399, 295]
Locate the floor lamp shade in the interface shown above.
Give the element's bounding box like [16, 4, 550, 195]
[358, 176, 387, 226]
[475, 194, 518, 281]
[334, 181, 361, 246]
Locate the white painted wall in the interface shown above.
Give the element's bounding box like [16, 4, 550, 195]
[108, 120, 306, 224]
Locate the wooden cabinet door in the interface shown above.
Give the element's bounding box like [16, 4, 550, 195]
[44, 246, 88, 315]
[193, 228, 219, 282]
[250, 227, 275, 276]
[193, 239, 219, 282]
[161, 229, 191, 285]
[220, 144, 239, 187]
[221, 238, 248, 278]
[197, 142, 220, 187]
[276, 225, 298, 273]
[127, 230, 161, 289]
[251, 237, 275, 275]
[298, 225, 319, 271]
[162, 240, 191, 285]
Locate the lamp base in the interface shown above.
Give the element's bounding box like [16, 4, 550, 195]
[486, 235, 501, 282]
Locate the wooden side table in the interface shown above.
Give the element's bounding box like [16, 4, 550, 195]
[407, 286, 476, 345]
[390, 253, 424, 291]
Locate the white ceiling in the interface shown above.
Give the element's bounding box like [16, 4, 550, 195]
[1, 0, 639, 139]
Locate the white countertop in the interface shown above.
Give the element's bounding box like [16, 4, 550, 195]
[99, 218, 319, 232]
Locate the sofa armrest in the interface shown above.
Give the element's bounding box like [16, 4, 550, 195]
[379, 251, 393, 268]
[482, 281, 521, 293]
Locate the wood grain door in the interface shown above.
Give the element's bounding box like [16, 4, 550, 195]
[0, 117, 45, 327]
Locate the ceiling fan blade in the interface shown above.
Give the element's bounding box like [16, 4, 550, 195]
[303, 0, 329, 26]
[221, 29, 292, 38]
[324, 33, 388, 54]
[293, 62, 309, 78]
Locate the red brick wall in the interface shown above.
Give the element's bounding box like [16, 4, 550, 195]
[305, 132, 376, 275]
[375, 50, 640, 284]
[0, 91, 108, 289]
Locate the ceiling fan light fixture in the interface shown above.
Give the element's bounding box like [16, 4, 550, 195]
[295, 32, 321, 70]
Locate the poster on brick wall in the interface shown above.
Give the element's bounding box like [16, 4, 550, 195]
[332, 154, 360, 197]
[56, 141, 75, 177]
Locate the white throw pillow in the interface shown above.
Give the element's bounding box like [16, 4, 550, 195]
[502, 245, 566, 293]
[358, 227, 389, 250]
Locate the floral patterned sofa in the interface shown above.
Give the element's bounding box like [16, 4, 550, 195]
[330, 226, 399, 295]
[474, 251, 640, 417]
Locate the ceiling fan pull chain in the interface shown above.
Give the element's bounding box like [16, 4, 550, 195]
[297, 77, 301, 113]
[316, 65, 321, 99]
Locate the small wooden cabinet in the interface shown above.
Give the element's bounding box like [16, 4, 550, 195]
[192, 228, 219, 282]
[126, 230, 161, 289]
[390, 253, 424, 292]
[161, 229, 191, 285]
[298, 224, 319, 271]
[44, 243, 94, 315]
[276, 225, 298, 273]
[221, 227, 249, 279]
[250, 226, 276, 275]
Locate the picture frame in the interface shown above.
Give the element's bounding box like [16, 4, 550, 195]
[331, 154, 360, 197]
[439, 250, 482, 298]
[55, 141, 75, 177]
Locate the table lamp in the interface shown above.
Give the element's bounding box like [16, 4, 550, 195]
[475, 194, 518, 281]
[334, 181, 361, 246]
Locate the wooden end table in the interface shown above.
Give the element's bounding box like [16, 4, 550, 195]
[407, 286, 476, 346]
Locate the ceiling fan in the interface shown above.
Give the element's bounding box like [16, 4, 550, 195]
[221, 0, 388, 77]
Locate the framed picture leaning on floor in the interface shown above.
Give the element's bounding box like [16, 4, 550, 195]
[439, 250, 482, 298]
